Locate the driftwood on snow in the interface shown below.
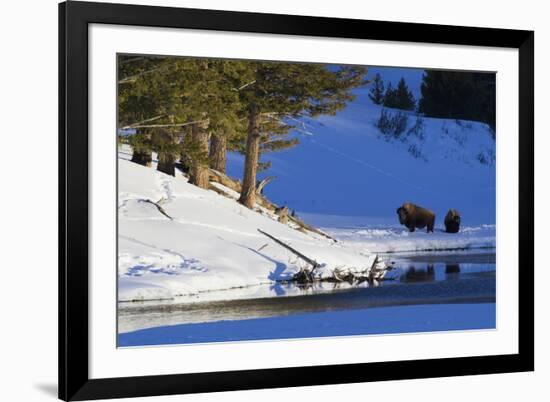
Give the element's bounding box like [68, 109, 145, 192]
[208, 169, 242, 193]
[274, 206, 290, 224]
[141, 199, 173, 220]
[258, 229, 320, 283]
[258, 229, 320, 269]
[258, 229, 389, 284]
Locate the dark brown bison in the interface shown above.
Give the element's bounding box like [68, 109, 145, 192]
[396, 202, 435, 233]
[444, 209, 461, 233]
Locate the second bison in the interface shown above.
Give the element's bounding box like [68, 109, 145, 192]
[444, 209, 461, 233]
[396, 202, 435, 233]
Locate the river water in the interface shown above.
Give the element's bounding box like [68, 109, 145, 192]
[118, 250, 496, 335]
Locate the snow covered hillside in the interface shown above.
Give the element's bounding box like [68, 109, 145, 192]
[225, 89, 496, 226]
[118, 157, 382, 302]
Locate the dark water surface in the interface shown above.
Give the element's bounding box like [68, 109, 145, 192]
[118, 251, 496, 334]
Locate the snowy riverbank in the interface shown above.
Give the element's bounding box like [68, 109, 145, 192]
[118, 156, 383, 302]
[118, 152, 495, 303]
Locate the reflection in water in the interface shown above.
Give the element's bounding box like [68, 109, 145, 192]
[399, 262, 463, 282]
[401, 264, 435, 283]
[445, 263, 461, 280]
[394, 259, 491, 283]
[292, 279, 381, 294]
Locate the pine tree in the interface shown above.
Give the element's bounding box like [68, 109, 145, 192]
[383, 78, 415, 110]
[257, 117, 299, 173]
[153, 127, 180, 176]
[118, 56, 193, 175]
[418, 70, 495, 130]
[211, 61, 252, 174]
[118, 56, 246, 185]
[394, 78, 416, 111]
[127, 129, 152, 166]
[188, 121, 210, 187]
[209, 133, 227, 173]
[183, 59, 247, 183]
[236, 62, 366, 208]
[118, 56, 368, 203]
[118, 55, 167, 166]
[177, 61, 217, 187]
[383, 82, 396, 108]
[368, 73, 385, 105]
[207, 82, 247, 174]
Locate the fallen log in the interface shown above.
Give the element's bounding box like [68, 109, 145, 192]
[208, 169, 242, 193]
[255, 194, 277, 212]
[258, 228, 390, 284]
[274, 206, 290, 224]
[257, 229, 320, 270]
[140, 199, 173, 220]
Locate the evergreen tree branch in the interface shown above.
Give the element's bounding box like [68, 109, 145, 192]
[125, 119, 210, 130]
[232, 80, 256, 91]
[121, 114, 166, 129]
[118, 65, 168, 84]
[119, 56, 145, 65]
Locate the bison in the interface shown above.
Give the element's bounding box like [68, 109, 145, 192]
[444, 209, 461, 233]
[396, 202, 435, 233]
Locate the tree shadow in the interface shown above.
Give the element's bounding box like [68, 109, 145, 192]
[236, 244, 290, 296]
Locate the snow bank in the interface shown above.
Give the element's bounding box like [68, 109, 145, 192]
[323, 224, 496, 254]
[118, 157, 381, 302]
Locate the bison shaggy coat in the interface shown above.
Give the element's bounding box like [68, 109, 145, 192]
[444, 209, 461, 233]
[396, 202, 435, 233]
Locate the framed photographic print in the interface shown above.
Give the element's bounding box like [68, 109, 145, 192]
[59, 1, 534, 400]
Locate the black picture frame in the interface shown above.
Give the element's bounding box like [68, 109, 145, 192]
[59, 1, 534, 400]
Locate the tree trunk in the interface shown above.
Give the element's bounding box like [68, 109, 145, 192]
[131, 149, 152, 167]
[238, 106, 261, 209]
[189, 123, 210, 189]
[209, 132, 227, 173]
[155, 128, 178, 176]
[157, 153, 176, 176]
[176, 152, 190, 174]
[130, 130, 152, 167]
